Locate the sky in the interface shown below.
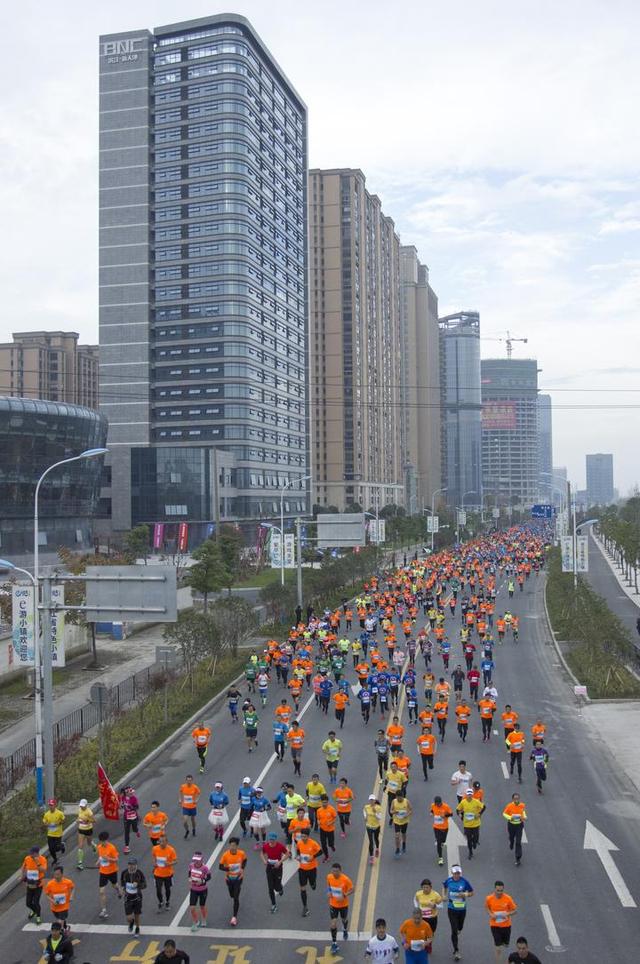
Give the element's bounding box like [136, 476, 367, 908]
[1, 0, 639, 492]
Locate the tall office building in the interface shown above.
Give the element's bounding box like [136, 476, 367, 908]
[309, 169, 403, 511]
[537, 393, 553, 500]
[481, 357, 539, 508]
[586, 453, 614, 505]
[400, 246, 441, 514]
[439, 311, 482, 510]
[99, 14, 308, 538]
[0, 331, 99, 410]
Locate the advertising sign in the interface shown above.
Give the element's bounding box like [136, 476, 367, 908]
[177, 522, 189, 553]
[317, 513, 365, 549]
[576, 535, 589, 573]
[283, 533, 296, 569]
[12, 584, 35, 667]
[50, 584, 65, 668]
[482, 401, 517, 431]
[153, 523, 165, 550]
[269, 531, 282, 568]
[427, 515, 439, 534]
[561, 536, 574, 572]
[457, 510, 467, 526]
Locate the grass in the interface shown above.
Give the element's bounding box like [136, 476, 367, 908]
[232, 568, 297, 590]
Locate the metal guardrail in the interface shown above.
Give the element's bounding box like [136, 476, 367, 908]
[0, 663, 164, 799]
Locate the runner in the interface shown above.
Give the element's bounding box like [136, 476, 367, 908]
[501, 705, 519, 741]
[21, 845, 47, 924]
[327, 862, 354, 955]
[390, 787, 412, 856]
[531, 719, 547, 743]
[44, 866, 75, 933]
[414, 878, 443, 934]
[273, 714, 289, 761]
[387, 716, 405, 753]
[206, 782, 229, 842]
[454, 699, 472, 742]
[359, 682, 373, 724]
[296, 826, 322, 916]
[119, 786, 140, 855]
[434, 697, 449, 741]
[333, 777, 355, 837]
[42, 799, 66, 868]
[450, 761, 473, 803]
[467, 664, 480, 703]
[485, 880, 518, 963]
[383, 761, 407, 825]
[185, 851, 211, 932]
[191, 721, 211, 773]
[43, 922, 74, 963]
[227, 685, 242, 723]
[179, 775, 201, 839]
[76, 798, 96, 868]
[143, 801, 169, 846]
[529, 740, 550, 793]
[318, 794, 338, 861]
[416, 726, 437, 780]
[375, 729, 390, 779]
[505, 726, 526, 782]
[507, 936, 542, 963]
[284, 784, 306, 842]
[430, 795, 453, 866]
[237, 777, 255, 838]
[322, 731, 343, 784]
[121, 856, 146, 935]
[154, 939, 190, 963]
[365, 918, 400, 963]
[96, 830, 123, 918]
[249, 787, 272, 847]
[478, 694, 496, 742]
[243, 703, 259, 752]
[218, 837, 247, 926]
[456, 788, 485, 860]
[289, 805, 311, 845]
[399, 907, 433, 963]
[362, 793, 382, 864]
[503, 793, 528, 866]
[306, 774, 327, 830]
[287, 720, 305, 776]
[260, 831, 289, 913]
[333, 688, 350, 728]
[152, 833, 177, 912]
[442, 865, 474, 961]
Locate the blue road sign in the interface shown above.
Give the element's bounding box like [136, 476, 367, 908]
[531, 503, 554, 519]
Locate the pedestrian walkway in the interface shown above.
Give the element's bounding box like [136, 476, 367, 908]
[585, 527, 640, 648]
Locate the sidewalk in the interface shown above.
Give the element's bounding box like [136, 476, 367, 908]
[586, 527, 640, 649]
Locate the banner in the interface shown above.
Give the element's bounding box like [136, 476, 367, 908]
[153, 523, 165, 549]
[482, 401, 517, 431]
[576, 535, 589, 573]
[12, 584, 35, 667]
[269, 531, 282, 568]
[560, 536, 574, 572]
[97, 762, 120, 821]
[427, 516, 439, 534]
[457, 510, 467, 527]
[177, 522, 189, 553]
[50, 584, 65, 668]
[283, 533, 296, 568]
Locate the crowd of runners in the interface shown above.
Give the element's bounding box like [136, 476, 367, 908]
[26, 526, 550, 964]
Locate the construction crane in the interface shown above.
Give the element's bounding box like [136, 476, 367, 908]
[482, 330, 528, 359]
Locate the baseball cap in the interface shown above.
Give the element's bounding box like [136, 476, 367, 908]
[192, 851, 203, 860]
[267, 832, 278, 840]
[368, 794, 377, 800]
[465, 788, 473, 795]
[214, 782, 222, 789]
[242, 776, 251, 784]
[79, 798, 88, 807]
[47, 798, 57, 806]
[451, 864, 462, 873]
[255, 786, 264, 793]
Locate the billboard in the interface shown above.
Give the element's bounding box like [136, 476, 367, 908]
[317, 513, 365, 548]
[482, 401, 517, 431]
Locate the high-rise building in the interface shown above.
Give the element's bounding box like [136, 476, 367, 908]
[309, 169, 403, 512]
[537, 393, 553, 500]
[0, 331, 99, 410]
[439, 312, 482, 510]
[399, 246, 441, 514]
[481, 357, 539, 508]
[98, 14, 309, 538]
[586, 453, 614, 505]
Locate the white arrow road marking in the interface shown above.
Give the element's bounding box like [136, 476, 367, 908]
[540, 903, 566, 952]
[445, 819, 467, 868]
[583, 820, 637, 908]
[521, 826, 528, 844]
[169, 689, 317, 927]
[500, 762, 510, 779]
[282, 854, 299, 886]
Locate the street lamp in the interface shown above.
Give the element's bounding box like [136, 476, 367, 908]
[430, 487, 448, 552]
[32, 447, 108, 805]
[280, 474, 312, 586]
[455, 491, 477, 543]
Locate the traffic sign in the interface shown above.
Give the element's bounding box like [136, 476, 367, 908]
[532, 504, 554, 519]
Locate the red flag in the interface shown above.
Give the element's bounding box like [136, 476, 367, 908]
[97, 762, 120, 821]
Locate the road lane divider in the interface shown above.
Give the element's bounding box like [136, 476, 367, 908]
[540, 903, 566, 953]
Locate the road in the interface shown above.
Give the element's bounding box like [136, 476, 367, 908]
[582, 525, 640, 652]
[2, 551, 639, 963]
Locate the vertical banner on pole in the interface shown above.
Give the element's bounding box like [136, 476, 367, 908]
[12, 585, 35, 667]
[269, 531, 282, 568]
[576, 535, 589, 573]
[283, 533, 296, 569]
[153, 523, 165, 550]
[50, 584, 65, 668]
[560, 536, 574, 572]
[177, 522, 189, 553]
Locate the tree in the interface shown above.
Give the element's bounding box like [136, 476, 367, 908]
[163, 609, 221, 688]
[185, 540, 229, 612]
[217, 525, 245, 592]
[124, 524, 151, 564]
[209, 597, 259, 657]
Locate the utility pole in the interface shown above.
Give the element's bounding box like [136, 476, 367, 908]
[295, 517, 303, 609]
[41, 573, 55, 804]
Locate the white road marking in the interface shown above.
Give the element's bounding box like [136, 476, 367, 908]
[24, 921, 370, 941]
[583, 820, 637, 908]
[493, 729, 499, 735]
[540, 903, 566, 952]
[522, 826, 528, 843]
[500, 761, 510, 779]
[445, 818, 467, 867]
[169, 689, 317, 927]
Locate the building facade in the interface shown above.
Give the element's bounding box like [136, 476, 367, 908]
[400, 246, 441, 513]
[439, 312, 482, 511]
[481, 357, 539, 509]
[308, 169, 403, 512]
[0, 332, 99, 410]
[0, 396, 107, 557]
[98, 14, 309, 537]
[537, 393, 553, 501]
[586, 453, 614, 506]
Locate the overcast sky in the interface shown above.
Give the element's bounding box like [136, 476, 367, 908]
[2, 0, 639, 492]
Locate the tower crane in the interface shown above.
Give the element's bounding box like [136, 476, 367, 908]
[482, 330, 528, 359]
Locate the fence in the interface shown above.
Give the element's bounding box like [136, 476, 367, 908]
[0, 661, 169, 799]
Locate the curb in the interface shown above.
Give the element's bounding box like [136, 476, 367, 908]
[0, 661, 246, 904]
[541, 573, 587, 697]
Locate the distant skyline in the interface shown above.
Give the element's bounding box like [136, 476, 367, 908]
[1, 0, 638, 491]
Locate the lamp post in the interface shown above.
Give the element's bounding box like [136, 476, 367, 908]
[430, 487, 448, 553]
[280, 474, 312, 587]
[457, 490, 477, 543]
[33, 447, 108, 804]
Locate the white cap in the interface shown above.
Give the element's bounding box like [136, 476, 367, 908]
[242, 776, 251, 783]
[451, 864, 462, 873]
[368, 794, 377, 801]
[255, 786, 264, 793]
[214, 782, 222, 789]
[79, 799, 88, 807]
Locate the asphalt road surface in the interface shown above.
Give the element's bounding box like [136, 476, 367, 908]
[3, 556, 639, 963]
[582, 525, 640, 655]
